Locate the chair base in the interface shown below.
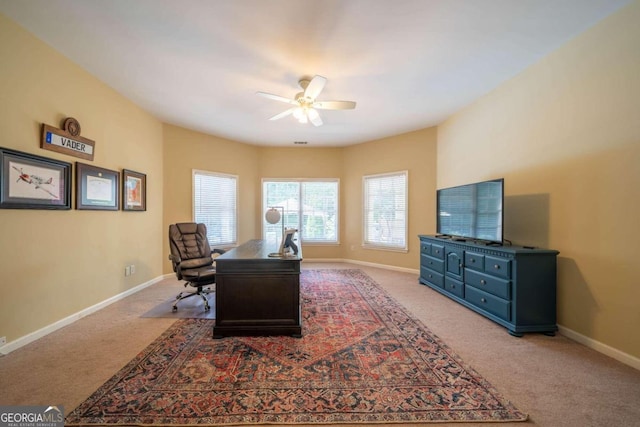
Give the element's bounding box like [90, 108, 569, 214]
[172, 285, 213, 312]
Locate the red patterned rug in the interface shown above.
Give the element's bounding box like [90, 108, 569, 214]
[66, 269, 527, 425]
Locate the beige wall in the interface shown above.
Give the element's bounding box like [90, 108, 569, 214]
[343, 128, 438, 270]
[3, 0, 638, 364]
[0, 14, 164, 343]
[162, 124, 259, 272]
[162, 128, 437, 270]
[437, 2, 640, 358]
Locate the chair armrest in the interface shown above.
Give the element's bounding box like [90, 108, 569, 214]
[168, 253, 182, 276]
[211, 248, 225, 267]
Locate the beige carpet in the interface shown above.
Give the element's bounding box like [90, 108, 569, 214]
[141, 288, 216, 319]
[1, 262, 639, 426]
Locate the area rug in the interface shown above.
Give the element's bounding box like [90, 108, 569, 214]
[66, 269, 527, 425]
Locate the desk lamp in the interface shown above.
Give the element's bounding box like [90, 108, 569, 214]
[265, 206, 284, 232]
[265, 206, 286, 257]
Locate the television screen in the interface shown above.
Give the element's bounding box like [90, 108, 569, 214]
[437, 178, 504, 243]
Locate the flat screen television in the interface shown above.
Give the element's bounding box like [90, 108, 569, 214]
[436, 178, 504, 244]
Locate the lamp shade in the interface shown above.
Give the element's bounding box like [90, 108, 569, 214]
[265, 207, 282, 224]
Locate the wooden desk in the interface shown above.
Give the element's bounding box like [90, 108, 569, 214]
[213, 239, 302, 338]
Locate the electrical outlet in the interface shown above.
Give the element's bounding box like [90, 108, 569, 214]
[130, 264, 135, 275]
[0, 336, 6, 346]
[125, 266, 131, 276]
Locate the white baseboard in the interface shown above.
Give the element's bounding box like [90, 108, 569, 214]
[558, 325, 640, 371]
[302, 258, 344, 264]
[0, 275, 165, 355]
[306, 257, 420, 275]
[3, 267, 637, 373]
[310, 259, 639, 371]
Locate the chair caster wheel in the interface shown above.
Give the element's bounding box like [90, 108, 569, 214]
[172, 306, 178, 312]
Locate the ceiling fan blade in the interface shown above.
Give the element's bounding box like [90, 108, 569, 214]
[313, 100, 357, 110]
[269, 108, 295, 121]
[256, 91, 298, 105]
[308, 109, 323, 126]
[304, 75, 327, 100]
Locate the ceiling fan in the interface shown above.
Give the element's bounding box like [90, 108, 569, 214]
[256, 75, 356, 126]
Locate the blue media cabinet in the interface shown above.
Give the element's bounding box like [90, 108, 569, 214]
[418, 235, 559, 337]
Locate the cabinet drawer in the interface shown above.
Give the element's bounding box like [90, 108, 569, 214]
[465, 269, 511, 300]
[420, 267, 444, 289]
[444, 276, 464, 299]
[421, 254, 444, 273]
[484, 255, 512, 279]
[465, 286, 511, 321]
[465, 252, 484, 271]
[420, 242, 431, 256]
[431, 244, 445, 260]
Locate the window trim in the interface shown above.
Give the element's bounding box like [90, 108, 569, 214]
[261, 178, 340, 245]
[362, 170, 409, 252]
[192, 169, 238, 247]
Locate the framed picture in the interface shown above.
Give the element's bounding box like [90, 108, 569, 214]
[0, 147, 71, 209]
[76, 162, 119, 210]
[122, 169, 146, 211]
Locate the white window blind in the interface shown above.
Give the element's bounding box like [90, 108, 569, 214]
[262, 179, 339, 244]
[363, 171, 408, 250]
[193, 170, 237, 246]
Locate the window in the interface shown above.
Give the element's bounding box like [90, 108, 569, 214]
[193, 170, 237, 246]
[363, 171, 408, 251]
[262, 179, 339, 244]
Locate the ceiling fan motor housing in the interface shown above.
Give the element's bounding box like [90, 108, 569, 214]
[298, 79, 311, 89]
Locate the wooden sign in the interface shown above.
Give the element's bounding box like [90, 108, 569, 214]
[41, 117, 95, 161]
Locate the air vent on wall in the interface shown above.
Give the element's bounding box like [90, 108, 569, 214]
[294, 141, 308, 145]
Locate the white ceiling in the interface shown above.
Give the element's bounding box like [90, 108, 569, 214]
[0, 0, 630, 147]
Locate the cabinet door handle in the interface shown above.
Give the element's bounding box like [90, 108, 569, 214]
[494, 264, 500, 270]
[471, 259, 475, 263]
[480, 279, 486, 285]
[481, 298, 487, 303]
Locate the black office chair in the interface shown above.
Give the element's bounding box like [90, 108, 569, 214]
[168, 223, 225, 312]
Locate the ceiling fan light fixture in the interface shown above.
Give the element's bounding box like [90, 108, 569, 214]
[257, 75, 356, 127]
[293, 107, 305, 120]
[307, 108, 319, 121]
